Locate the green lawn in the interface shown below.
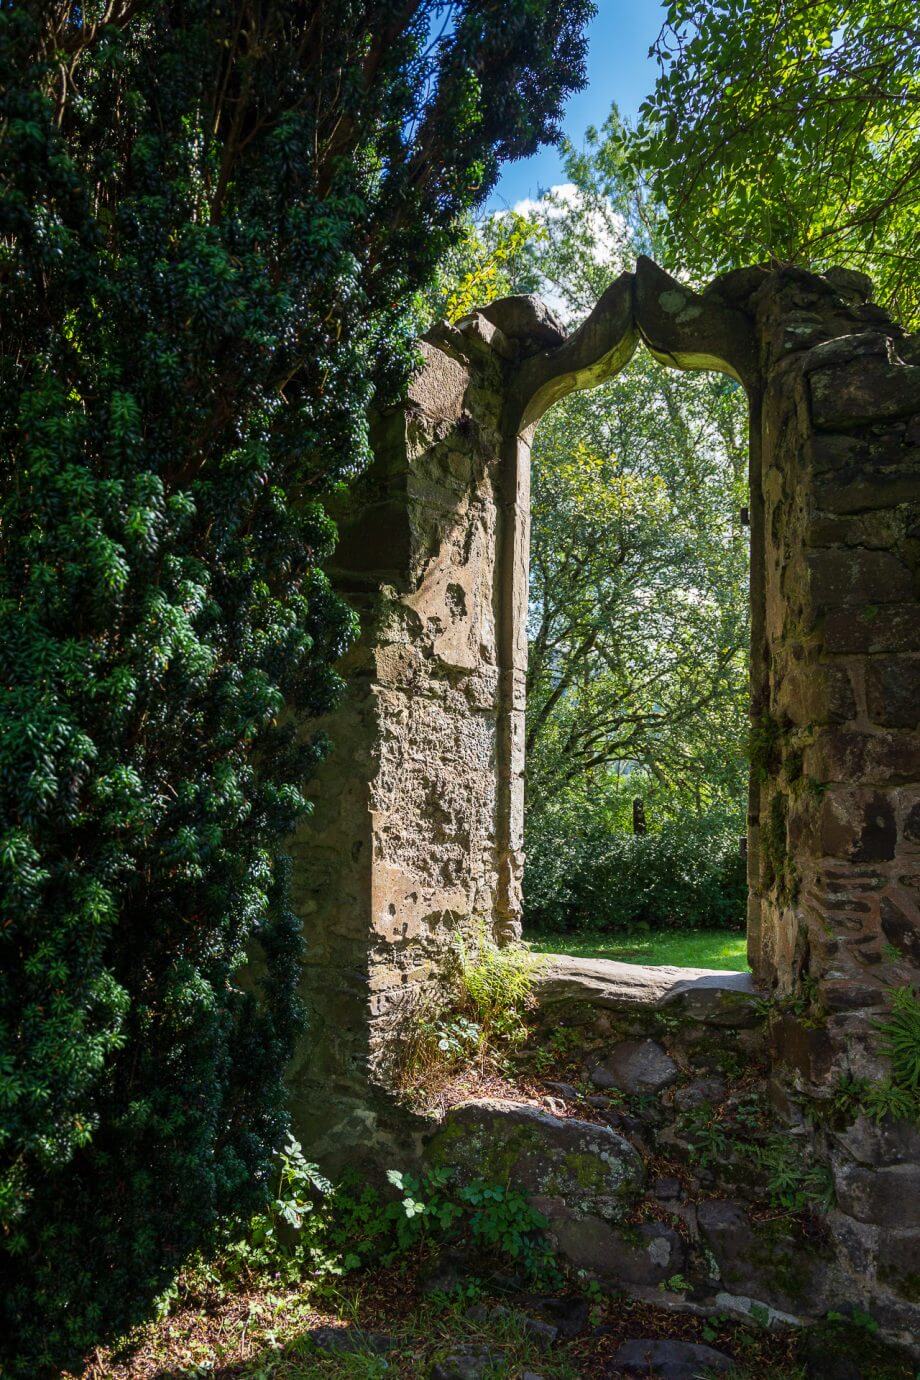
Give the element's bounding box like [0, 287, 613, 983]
[527, 927, 750, 972]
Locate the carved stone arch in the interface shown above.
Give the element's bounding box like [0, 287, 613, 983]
[287, 260, 920, 1243]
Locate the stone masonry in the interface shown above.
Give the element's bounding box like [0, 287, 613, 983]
[286, 259, 920, 1332]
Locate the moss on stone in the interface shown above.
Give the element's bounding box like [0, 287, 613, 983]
[559, 1151, 613, 1193]
[747, 1217, 830, 1309]
[764, 792, 788, 875]
[784, 745, 804, 786]
[750, 712, 784, 784]
[797, 1320, 915, 1379]
[427, 1119, 535, 1186]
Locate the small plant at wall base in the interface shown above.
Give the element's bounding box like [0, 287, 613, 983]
[833, 987, 920, 1125]
[878, 986, 920, 1092]
[395, 934, 544, 1097]
[222, 1146, 555, 1289]
[456, 932, 544, 1050]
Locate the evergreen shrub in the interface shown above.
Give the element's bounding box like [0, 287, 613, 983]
[0, 2, 591, 1372]
[524, 812, 746, 934]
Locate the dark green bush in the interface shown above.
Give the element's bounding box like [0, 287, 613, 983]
[0, 3, 591, 1373]
[524, 812, 746, 934]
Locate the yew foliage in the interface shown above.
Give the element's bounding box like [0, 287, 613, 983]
[0, 2, 591, 1371]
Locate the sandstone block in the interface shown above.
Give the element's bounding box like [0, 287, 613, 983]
[535, 953, 755, 1017]
[822, 604, 920, 655]
[833, 1161, 920, 1226]
[814, 467, 920, 516]
[880, 893, 920, 962]
[823, 268, 874, 302]
[697, 1199, 829, 1315]
[832, 1114, 920, 1168]
[819, 789, 897, 862]
[866, 656, 920, 728]
[426, 1099, 644, 1221]
[409, 340, 471, 420]
[612, 1338, 733, 1377]
[551, 1217, 685, 1288]
[804, 730, 920, 786]
[430, 1346, 501, 1379]
[806, 549, 913, 609]
[673, 1077, 727, 1110]
[804, 331, 891, 369]
[877, 1229, 920, 1299]
[310, 1326, 395, 1356]
[809, 355, 920, 428]
[590, 1039, 679, 1094]
[479, 294, 566, 348]
[771, 1014, 837, 1086]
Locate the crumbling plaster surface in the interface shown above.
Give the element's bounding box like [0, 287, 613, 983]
[288, 259, 920, 1324]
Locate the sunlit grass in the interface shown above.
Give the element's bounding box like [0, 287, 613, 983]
[526, 927, 750, 972]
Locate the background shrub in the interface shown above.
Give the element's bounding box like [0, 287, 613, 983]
[524, 808, 746, 935]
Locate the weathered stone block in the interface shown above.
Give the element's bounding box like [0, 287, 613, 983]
[551, 1217, 685, 1288]
[866, 656, 920, 728]
[833, 1161, 920, 1226]
[809, 354, 920, 429]
[814, 466, 920, 515]
[806, 549, 913, 609]
[697, 1199, 830, 1315]
[425, 1099, 644, 1220]
[819, 789, 897, 862]
[805, 730, 920, 786]
[430, 1346, 500, 1379]
[771, 1013, 837, 1085]
[823, 267, 874, 303]
[479, 294, 566, 348]
[832, 1114, 920, 1168]
[408, 341, 471, 420]
[822, 604, 920, 655]
[804, 331, 890, 369]
[880, 892, 920, 961]
[612, 1339, 733, 1377]
[673, 1077, 727, 1110]
[534, 954, 755, 1016]
[877, 1230, 920, 1301]
[590, 1039, 679, 1094]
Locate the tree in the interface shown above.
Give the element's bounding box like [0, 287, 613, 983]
[634, 0, 920, 326]
[0, 2, 592, 1371]
[489, 115, 750, 824]
[527, 382, 748, 821]
[443, 114, 750, 930]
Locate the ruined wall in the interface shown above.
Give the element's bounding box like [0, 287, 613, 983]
[288, 261, 920, 1330]
[749, 269, 920, 1023]
[286, 316, 539, 1160]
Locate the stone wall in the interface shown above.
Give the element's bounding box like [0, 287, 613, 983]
[287, 323, 525, 1161]
[425, 956, 918, 1350]
[288, 260, 920, 1329]
[749, 269, 920, 1015]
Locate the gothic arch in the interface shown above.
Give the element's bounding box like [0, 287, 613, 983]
[288, 260, 920, 1206]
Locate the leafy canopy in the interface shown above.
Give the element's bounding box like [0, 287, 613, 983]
[634, 0, 920, 325]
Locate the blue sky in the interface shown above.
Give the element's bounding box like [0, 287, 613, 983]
[488, 0, 667, 212]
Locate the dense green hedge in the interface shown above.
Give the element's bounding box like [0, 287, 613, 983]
[0, 3, 591, 1373]
[524, 813, 746, 934]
